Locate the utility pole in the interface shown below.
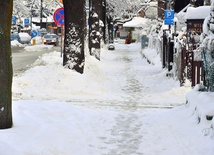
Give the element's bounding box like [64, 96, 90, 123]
[30, 0, 36, 31]
[40, 0, 43, 29]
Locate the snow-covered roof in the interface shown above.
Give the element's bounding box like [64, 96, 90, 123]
[123, 17, 147, 28]
[186, 6, 210, 20]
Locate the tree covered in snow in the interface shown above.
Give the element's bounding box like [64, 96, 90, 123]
[107, 0, 142, 19]
[13, 0, 30, 17]
[88, 0, 105, 60]
[199, 1, 214, 91]
[63, 0, 86, 74]
[13, 0, 61, 20]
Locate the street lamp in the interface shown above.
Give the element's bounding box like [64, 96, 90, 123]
[30, 0, 36, 31]
[40, 0, 43, 29]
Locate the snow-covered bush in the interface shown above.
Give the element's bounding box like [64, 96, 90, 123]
[147, 21, 162, 50]
[200, 36, 214, 91]
[198, 2, 214, 92]
[173, 31, 187, 82]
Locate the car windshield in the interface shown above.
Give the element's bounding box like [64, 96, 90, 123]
[44, 35, 57, 39]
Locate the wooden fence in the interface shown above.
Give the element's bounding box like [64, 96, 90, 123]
[192, 61, 203, 87]
[157, 31, 204, 88]
[178, 48, 203, 87]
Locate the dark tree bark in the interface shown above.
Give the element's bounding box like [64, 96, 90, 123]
[0, 1, 13, 129]
[107, 15, 114, 44]
[89, 0, 105, 60]
[101, 0, 106, 44]
[105, 2, 114, 44]
[63, 0, 86, 74]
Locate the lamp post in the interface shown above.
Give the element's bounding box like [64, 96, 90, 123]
[40, 0, 43, 29]
[30, 0, 36, 31]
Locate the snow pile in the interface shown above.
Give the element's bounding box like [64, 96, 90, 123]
[13, 49, 124, 101]
[186, 85, 214, 138]
[141, 48, 162, 66]
[24, 44, 54, 51]
[11, 40, 23, 47]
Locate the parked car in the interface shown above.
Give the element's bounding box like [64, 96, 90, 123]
[18, 32, 31, 44]
[43, 34, 59, 46]
[10, 33, 20, 41]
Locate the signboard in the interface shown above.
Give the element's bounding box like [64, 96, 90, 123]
[164, 10, 174, 25]
[53, 8, 64, 26]
[37, 30, 41, 36]
[24, 18, 30, 25]
[24, 18, 30, 26]
[12, 16, 16, 25]
[187, 19, 203, 34]
[30, 30, 38, 38]
[86, 7, 90, 12]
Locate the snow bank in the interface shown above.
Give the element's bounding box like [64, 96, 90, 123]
[141, 48, 162, 66]
[11, 40, 23, 47]
[24, 44, 54, 52]
[186, 84, 214, 136]
[12, 50, 123, 101]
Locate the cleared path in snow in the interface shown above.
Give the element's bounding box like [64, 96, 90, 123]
[83, 42, 203, 155]
[89, 43, 172, 154]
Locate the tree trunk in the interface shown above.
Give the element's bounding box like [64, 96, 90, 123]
[0, 1, 13, 129]
[107, 15, 114, 44]
[89, 0, 104, 60]
[105, 2, 114, 44]
[204, 0, 211, 5]
[63, 0, 86, 74]
[102, 0, 106, 44]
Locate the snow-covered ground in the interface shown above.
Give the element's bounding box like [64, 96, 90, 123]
[0, 42, 214, 155]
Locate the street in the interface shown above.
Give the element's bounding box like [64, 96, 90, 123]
[12, 45, 60, 75]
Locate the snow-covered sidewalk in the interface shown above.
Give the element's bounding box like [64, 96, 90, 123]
[0, 42, 213, 155]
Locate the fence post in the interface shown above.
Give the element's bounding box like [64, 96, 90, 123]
[180, 47, 186, 86]
[192, 61, 196, 87]
[162, 30, 167, 68]
[168, 41, 174, 71]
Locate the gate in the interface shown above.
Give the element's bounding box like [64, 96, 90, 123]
[179, 48, 203, 87]
[192, 61, 203, 87]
